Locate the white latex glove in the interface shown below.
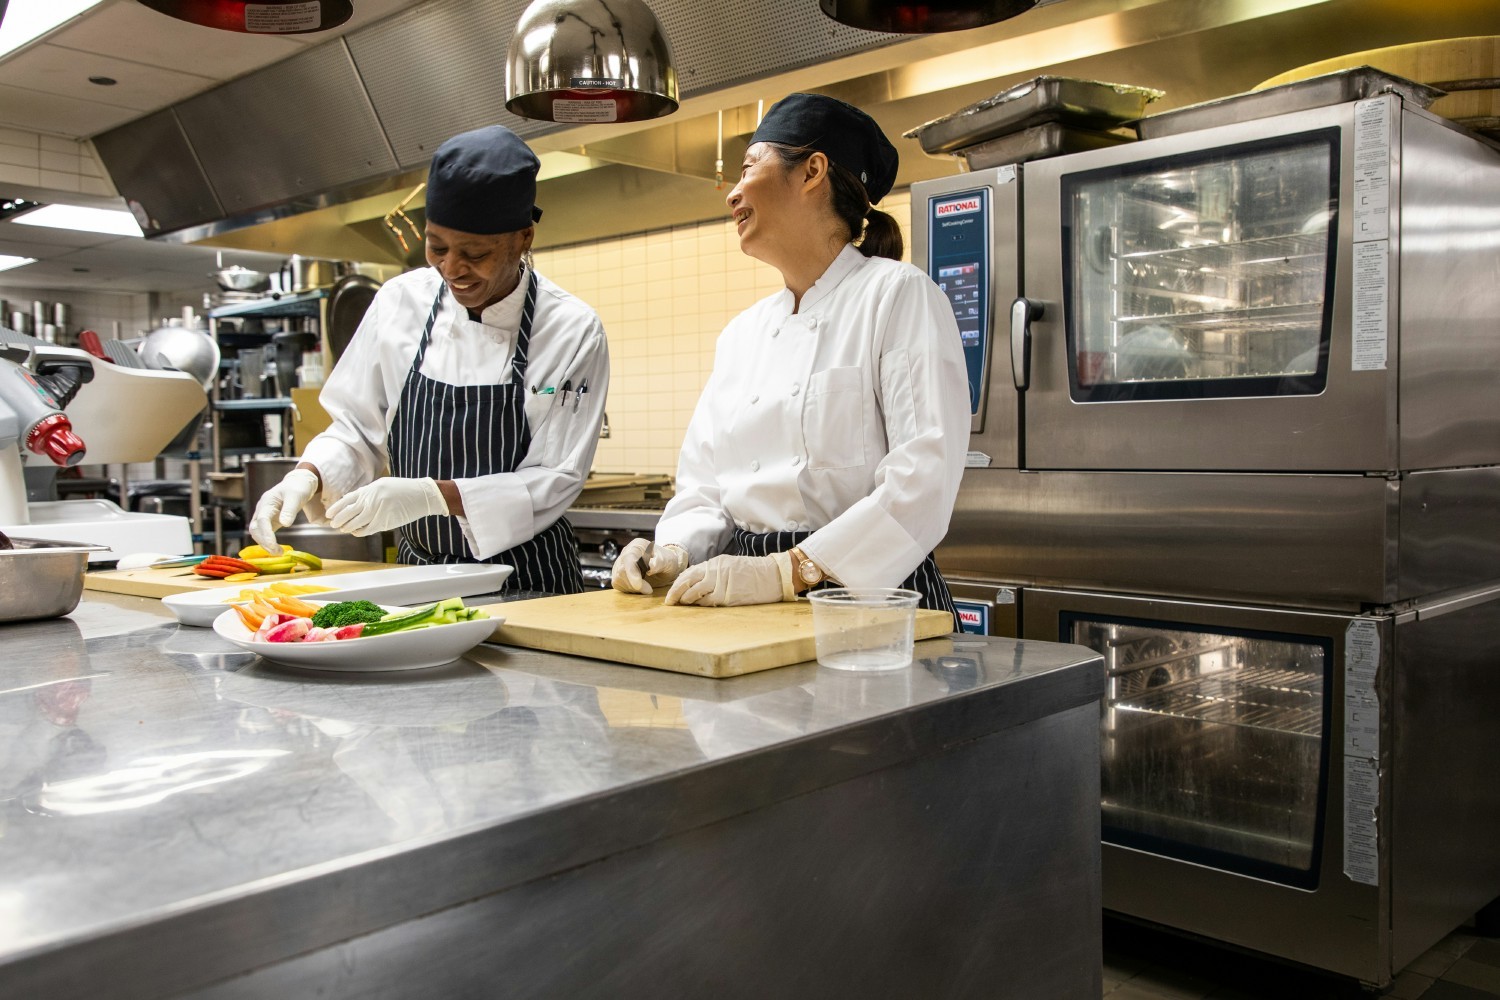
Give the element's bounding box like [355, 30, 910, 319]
[665, 552, 795, 607]
[325, 477, 448, 537]
[611, 539, 690, 595]
[249, 468, 321, 554]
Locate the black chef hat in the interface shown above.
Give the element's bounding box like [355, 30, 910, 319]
[749, 93, 900, 205]
[425, 125, 543, 235]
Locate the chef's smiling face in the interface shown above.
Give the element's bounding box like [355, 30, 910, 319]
[425, 221, 535, 312]
[727, 142, 801, 262]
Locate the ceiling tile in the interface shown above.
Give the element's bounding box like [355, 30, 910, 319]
[0, 83, 142, 138]
[43, 1, 304, 81]
[0, 43, 215, 113]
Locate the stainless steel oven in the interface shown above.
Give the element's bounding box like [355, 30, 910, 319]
[914, 79, 1500, 987]
[1021, 585, 1500, 986]
[915, 95, 1500, 474]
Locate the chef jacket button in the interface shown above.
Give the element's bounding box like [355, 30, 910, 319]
[786, 520, 798, 530]
[792, 455, 802, 466]
[771, 327, 780, 338]
[750, 394, 759, 404]
[750, 460, 760, 472]
[790, 383, 800, 396]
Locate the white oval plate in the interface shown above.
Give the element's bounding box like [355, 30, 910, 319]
[211, 603, 502, 672]
[165, 563, 512, 627]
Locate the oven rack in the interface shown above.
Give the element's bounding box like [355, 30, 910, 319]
[1115, 664, 1323, 737]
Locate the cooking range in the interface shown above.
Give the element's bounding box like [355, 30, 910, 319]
[567, 475, 672, 589]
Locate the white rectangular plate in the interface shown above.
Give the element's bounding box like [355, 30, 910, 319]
[164, 563, 512, 626]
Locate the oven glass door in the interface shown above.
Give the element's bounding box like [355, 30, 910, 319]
[1063, 129, 1339, 402]
[1064, 612, 1333, 888]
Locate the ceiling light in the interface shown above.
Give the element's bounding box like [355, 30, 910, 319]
[0, 0, 106, 59]
[13, 204, 144, 237]
[819, 0, 1038, 33]
[134, 0, 351, 34]
[0, 256, 38, 273]
[506, 0, 678, 124]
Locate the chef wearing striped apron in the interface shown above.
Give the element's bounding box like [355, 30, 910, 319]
[610, 95, 966, 627]
[250, 125, 608, 595]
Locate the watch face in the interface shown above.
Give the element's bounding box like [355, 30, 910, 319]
[799, 560, 821, 585]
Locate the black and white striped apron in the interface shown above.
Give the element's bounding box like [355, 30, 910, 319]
[730, 527, 959, 631]
[388, 274, 583, 595]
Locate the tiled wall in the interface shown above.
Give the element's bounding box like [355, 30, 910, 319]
[0, 286, 159, 342]
[533, 190, 913, 477]
[0, 127, 114, 197]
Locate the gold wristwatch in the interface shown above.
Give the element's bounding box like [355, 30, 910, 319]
[787, 546, 825, 592]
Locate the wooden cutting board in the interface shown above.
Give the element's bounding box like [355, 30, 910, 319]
[83, 560, 397, 599]
[481, 589, 954, 678]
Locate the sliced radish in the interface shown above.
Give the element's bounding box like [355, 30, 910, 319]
[265, 618, 312, 643]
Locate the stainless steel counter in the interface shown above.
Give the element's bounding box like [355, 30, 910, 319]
[0, 592, 1105, 999]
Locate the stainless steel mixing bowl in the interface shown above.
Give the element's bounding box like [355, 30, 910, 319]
[139, 325, 221, 389]
[0, 537, 106, 623]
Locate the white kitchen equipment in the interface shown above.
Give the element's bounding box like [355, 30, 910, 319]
[0, 342, 207, 562]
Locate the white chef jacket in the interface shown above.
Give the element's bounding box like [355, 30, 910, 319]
[655, 244, 968, 588]
[301, 265, 609, 560]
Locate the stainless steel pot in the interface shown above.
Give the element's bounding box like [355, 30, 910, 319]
[281, 256, 342, 293]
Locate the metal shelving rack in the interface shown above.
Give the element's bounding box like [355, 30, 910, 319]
[205, 290, 328, 553]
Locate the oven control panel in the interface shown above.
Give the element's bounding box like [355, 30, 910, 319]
[925, 187, 991, 416]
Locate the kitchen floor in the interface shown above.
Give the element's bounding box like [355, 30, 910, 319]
[1103, 915, 1500, 999]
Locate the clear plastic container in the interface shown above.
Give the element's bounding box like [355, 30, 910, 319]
[808, 588, 921, 671]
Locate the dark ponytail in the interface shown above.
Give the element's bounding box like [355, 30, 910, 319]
[770, 144, 904, 261]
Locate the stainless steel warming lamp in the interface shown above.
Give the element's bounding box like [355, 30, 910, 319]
[505, 0, 678, 124]
[134, 0, 352, 34]
[819, 0, 1037, 33]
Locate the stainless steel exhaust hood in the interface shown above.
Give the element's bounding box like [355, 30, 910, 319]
[92, 0, 902, 246]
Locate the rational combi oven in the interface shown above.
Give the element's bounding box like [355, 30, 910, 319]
[1023, 585, 1500, 987]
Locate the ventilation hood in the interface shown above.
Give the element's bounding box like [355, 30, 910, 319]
[90, 0, 1494, 260]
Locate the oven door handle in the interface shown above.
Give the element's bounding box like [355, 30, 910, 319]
[1010, 297, 1043, 391]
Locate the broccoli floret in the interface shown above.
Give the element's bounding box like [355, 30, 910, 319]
[311, 600, 388, 629]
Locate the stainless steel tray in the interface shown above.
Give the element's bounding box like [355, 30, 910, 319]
[1134, 67, 1444, 140]
[958, 122, 1134, 169]
[906, 76, 1164, 155]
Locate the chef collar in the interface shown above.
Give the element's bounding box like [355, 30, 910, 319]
[749, 93, 899, 205]
[780, 244, 865, 317]
[453, 264, 530, 336]
[426, 125, 543, 234]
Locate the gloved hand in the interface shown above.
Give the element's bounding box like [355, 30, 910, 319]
[325, 477, 448, 537]
[665, 552, 795, 607]
[249, 468, 322, 554]
[611, 539, 690, 595]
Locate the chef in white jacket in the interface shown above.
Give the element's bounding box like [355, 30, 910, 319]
[250, 125, 608, 594]
[611, 94, 967, 623]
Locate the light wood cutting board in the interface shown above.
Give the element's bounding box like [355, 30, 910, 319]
[83, 560, 397, 599]
[481, 589, 955, 678]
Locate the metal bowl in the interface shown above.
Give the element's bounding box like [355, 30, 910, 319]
[0, 536, 105, 623]
[139, 325, 221, 389]
[213, 266, 271, 293]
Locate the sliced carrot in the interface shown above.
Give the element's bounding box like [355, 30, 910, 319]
[268, 595, 319, 617]
[224, 572, 259, 582]
[248, 598, 279, 623]
[231, 603, 263, 630]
